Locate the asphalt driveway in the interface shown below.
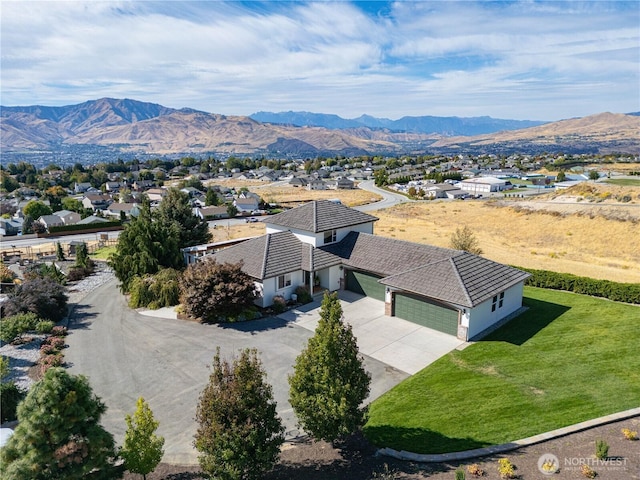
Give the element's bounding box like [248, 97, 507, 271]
[65, 281, 416, 464]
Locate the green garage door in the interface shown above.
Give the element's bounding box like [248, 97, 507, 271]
[395, 293, 459, 335]
[346, 270, 385, 302]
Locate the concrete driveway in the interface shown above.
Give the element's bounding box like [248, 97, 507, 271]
[278, 290, 464, 375]
[65, 281, 414, 464]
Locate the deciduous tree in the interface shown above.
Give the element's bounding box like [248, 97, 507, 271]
[0, 368, 120, 479]
[22, 200, 52, 219]
[120, 397, 164, 480]
[289, 292, 371, 443]
[449, 225, 483, 255]
[3, 277, 68, 322]
[179, 259, 256, 323]
[194, 348, 284, 480]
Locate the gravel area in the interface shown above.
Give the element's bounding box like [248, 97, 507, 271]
[0, 261, 115, 392]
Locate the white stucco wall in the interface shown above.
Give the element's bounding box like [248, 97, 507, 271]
[259, 270, 304, 307]
[266, 221, 375, 247]
[465, 282, 525, 339]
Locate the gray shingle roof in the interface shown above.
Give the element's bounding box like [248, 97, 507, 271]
[322, 232, 530, 307]
[211, 231, 342, 280]
[265, 200, 378, 233]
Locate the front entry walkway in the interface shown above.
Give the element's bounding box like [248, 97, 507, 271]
[277, 291, 464, 375]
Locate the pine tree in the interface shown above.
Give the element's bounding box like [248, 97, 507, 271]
[120, 397, 164, 480]
[56, 242, 65, 261]
[0, 367, 120, 479]
[289, 292, 371, 443]
[194, 348, 284, 480]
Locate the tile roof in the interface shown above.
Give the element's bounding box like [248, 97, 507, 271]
[211, 231, 342, 280]
[209, 207, 530, 308]
[322, 232, 530, 307]
[265, 200, 378, 233]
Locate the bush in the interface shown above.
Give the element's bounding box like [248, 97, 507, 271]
[38, 353, 64, 375]
[67, 266, 94, 282]
[621, 428, 638, 440]
[180, 259, 256, 323]
[518, 267, 640, 304]
[294, 285, 313, 304]
[3, 277, 68, 322]
[35, 320, 55, 334]
[271, 295, 287, 314]
[23, 262, 66, 285]
[467, 464, 484, 477]
[595, 439, 609, 459]
[51, 325, 68, 337]
[0, 382, 26, 422]
[129, 268, 181, 309]
[42, 336, 66, 350]
[497, 458, 516, 479]
[0, 312, 41, 343]
[455, 468, 466, 480]
[581, 464, 597, 478]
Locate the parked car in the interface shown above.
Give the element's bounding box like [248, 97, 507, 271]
[246, 217, 259, 223]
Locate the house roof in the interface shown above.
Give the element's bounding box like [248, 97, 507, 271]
[211, 231, 341, 280]
[265, 200, 378, 233]
[380, 252, 530, 308]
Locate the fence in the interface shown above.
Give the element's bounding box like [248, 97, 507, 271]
[1, 237, 118, 264]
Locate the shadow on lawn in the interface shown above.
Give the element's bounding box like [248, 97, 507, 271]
[482, 297, 570, 346]
[363, 424, 489, 458]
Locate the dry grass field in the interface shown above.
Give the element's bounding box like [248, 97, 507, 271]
[211, 182, 640, 284]
[250, 184, 381, 207]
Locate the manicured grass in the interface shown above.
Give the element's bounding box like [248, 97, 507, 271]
[364, 287, 640, 453]
[90, 245, 116, 261]
[603, 178, 640, 187]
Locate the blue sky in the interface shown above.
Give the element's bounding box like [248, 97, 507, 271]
[1, 1, 638, 121]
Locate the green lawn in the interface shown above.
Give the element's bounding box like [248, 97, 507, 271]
[90, 245, 116, 261]
[364, 287, 640, 453]
[602, 178, 640, 187]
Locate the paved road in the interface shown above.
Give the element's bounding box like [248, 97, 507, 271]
[355, 180, 411, 212]
[65, 279, 409, 464]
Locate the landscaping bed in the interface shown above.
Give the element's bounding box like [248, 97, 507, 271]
[125, 417, 639, 479]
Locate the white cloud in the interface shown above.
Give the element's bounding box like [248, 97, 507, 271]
[1, 1, 638, 120]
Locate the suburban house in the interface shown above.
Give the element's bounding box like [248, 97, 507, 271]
[197, 200, 530, 341]
[193, 206, 228, 220]
[37, 214, 65, 229]
[105, 203, 141, 219]
[82, 193, 112, 211]
[54, 210, 81, 225]
[234, 197, 260, 214]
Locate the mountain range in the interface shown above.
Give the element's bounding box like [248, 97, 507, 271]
[1, 98, 638, 158]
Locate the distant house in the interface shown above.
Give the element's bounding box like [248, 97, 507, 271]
[424, 183, 464, 199]
[0, 219, 21, 236]
[234, 197, 260, 213]
[180, 187, 203, 198]
[145, 188, 168, 202]
[132, 180, 155, 191]
[55, 210, 82, 225]
[82, 194, 112, 211]
[193, 200, 530, 341]
[37, 215, 64, 230]
[104, 181, 122, 193]
[330, 177, 355, 190]
[289, 177, 308, 188]
[76, 215, 111, 225]
[105, 203, 140, 219]
[307, 178, 327, 191]
[194, 206, 228, 220]
[74, 182, 92, 194]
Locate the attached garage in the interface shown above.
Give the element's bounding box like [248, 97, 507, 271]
[394, 292, 459, 335]
[345, 270, 385, 302]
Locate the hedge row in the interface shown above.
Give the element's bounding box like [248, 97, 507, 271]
[48, 220, 122, 234]
[519, 267, 640, 304]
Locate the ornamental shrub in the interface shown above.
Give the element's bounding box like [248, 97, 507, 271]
[35, 320, 55, 334]
[497, 458, 516, 479]
[0, 382, 25, 422]
[595, 439, 609, 459]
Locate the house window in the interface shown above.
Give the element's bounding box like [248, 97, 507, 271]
[277, 274, 292, 289]
[492, 292, 505, 312]
[324, 229, 337, 244]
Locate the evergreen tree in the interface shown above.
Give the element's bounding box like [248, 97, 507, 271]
[194, 348, 284, 480]
[289, 292, 371, 443]
[120, 397, 164, 480]
[0, 368, 120, 479]
[155, 188, 211, 247]
[56, 242, 65, 261]
[108, 198, 182, 293]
